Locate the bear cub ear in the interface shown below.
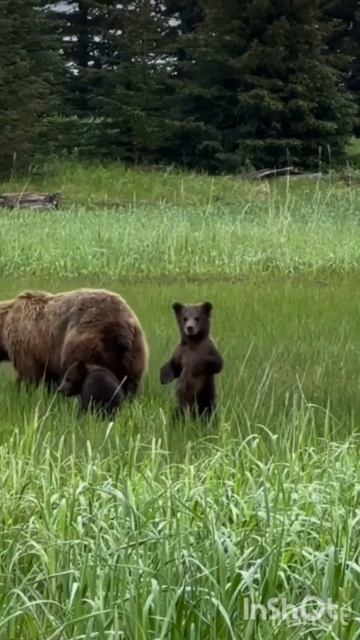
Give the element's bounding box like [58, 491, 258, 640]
[172, 302, 183, 316]
[202, 302, 213, 315]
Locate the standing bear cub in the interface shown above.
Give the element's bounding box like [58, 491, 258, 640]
[59, 362, 124, 418]
[160, 302, 223, 420]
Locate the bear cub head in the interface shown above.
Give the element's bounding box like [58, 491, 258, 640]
[172, 301, 212, 343]
[58, 361, 88, 396]
[58, 361, 124, 417]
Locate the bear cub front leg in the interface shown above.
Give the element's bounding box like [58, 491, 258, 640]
[160, 347, 183, 384]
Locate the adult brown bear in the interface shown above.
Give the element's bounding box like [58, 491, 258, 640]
[0, 288, 149, 397]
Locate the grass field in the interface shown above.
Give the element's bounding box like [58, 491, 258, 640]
[1, 162, 360, 638]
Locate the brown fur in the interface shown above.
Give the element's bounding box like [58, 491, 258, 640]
[0, 288, 149, 396]
[58, 362, 124, 417]
[0, 301, 12, 362]
[160, 302, 223, 420]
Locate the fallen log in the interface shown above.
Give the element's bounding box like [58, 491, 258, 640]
[245, 167, 298, 180]
[244, 167, 322, 181]
[0, 191, 61, 210]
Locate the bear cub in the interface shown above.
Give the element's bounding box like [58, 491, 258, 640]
[160, 301, 223, 420]
[59, 362, 124, 418]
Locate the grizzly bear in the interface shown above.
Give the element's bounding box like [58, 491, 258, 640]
[0, 288, 149, 397]
[58, 361, 124, 417]
[160, 301, 223, 420]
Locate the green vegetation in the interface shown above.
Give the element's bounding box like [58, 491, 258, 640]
[0, 392, 359, 639]
[1, 164, 360, 637]
[0, 0, 61, 174]
[168, 0, 357, 171]
[348, 137, 360, 168]
[1, 0, 359, 173]
[1, 161, 360, 278]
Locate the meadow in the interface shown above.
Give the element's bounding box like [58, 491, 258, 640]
[1, 162, 360, 638]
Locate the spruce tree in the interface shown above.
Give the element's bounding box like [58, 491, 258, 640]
[51, 0, 118, 117]
[163, 0, 204, 63]
[169, 0, 357, 171]
[0, 0, 62, 175]
[90, 0, 171, 163]
[324, 0, 360, 134]
[52, 0, 171, 161]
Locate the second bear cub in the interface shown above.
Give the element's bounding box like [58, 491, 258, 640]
[59, 362, 124, 417]
[160, 301, 223, 420]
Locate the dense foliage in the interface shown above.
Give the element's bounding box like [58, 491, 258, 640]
[0, 0, 61, 174]
[1, 0, 359, 173]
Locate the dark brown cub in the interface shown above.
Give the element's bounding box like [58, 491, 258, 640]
[160, 302, 223, 420]
[59, 361, 124, 418]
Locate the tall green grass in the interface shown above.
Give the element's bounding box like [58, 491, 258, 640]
[0, 409, 359, 639]
[1, 161, 360, 278]
[1, 276, 360, 637]
[2, 201, 360, 278]
[1, 162, 360, 638]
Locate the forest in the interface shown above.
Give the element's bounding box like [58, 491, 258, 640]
[1, 0, 359, 175]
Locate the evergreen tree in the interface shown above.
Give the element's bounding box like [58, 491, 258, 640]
[0, 0, 62, 175]
[52, 1, 172, 161]
[164, 0, 203, 32]
[90, 0, 172, 163]
[163, 0, 204, 64]
[168, 0, 357, 171]
[51, 0, 118, 117]
[147, 0, 207, 166]
[324, 0, 360, 133]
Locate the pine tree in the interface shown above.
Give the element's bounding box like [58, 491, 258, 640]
[52, 1, 172, 161]
[163, 0, 204, 64]
[51, 0, 118, 117]
[90, 0, 172, 163]
[0, 0, 62, 175]
[324, 0, 360, 133]
[169, 0, 357, 171]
